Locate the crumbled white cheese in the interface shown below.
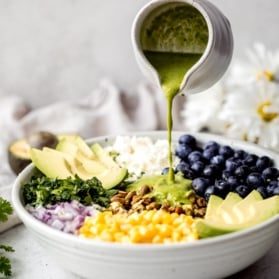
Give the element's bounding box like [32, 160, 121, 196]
[105, 136, 178, 181]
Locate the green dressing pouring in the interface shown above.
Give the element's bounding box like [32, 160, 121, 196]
[140, 3, 208, 183]
[143, 51, 203, 182]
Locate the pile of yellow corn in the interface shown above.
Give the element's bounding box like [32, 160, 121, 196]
[79, 210, 199, 244]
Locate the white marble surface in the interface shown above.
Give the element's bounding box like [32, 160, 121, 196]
[1, 224, 278, 279]
[1, 225, 81, 279]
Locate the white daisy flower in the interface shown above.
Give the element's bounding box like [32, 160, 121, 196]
[230, 42, 279, 85]
[219, 80, 279, 150]
[181, 82, 227, 133]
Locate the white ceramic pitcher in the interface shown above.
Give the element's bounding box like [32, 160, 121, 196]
[132, 0, 234, 95]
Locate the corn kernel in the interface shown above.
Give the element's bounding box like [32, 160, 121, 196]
[78, 210, 199, 244]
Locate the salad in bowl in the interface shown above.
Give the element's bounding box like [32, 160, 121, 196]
[12, 131, 279, 279]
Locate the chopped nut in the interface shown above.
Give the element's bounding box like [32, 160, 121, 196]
[110, 196, 125, 203]
[196, 197, 206, 207]
[131, 195, 142, 204]
[174, 206, 184, 214]
[161, 200, 171, 210]
[146, 202, 161, 210]
[138, 185, 152, 196]
[125, 191, 136, 202]
[108, 188, 206, 218]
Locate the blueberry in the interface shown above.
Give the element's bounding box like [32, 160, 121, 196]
[250, 166, 259, 173]
[203, 164, 220, 179]
[273, 186, 279, 195]
[218, 145, 234, 158]
[243, 154, 259, 167]
[234, 165, 250, 178]
[175, 145, 193, 160]
[190, 161, 205, 175]
[235, 185, 251, 198]
[188, 151, 204, 164]
[256, 156, 273, 171]
[267, 181, 279, 196]
[262, 167, 279, 181]
[182, 168, 196, 180]
[256, 186, 268, 198]
[175, 161, 190, 173]
[227, 176, 240, 190]
[222, 170, 231, 180]
[192, 177, 210, 197]
[225, 157, 241, 172]
[210, 155, 225, 168]
[234, 149, 248, 160]
[202, 148, 217, 161]
[178, 134, 197, 147]
[204, 141, 220, 152]
[215, 180, 231, 198]
[246, 172, 265, 188]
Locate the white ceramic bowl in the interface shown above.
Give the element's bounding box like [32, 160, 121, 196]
[12, 131, 279, 279]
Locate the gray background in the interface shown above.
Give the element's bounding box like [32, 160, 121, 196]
[0, 0, 278, 107]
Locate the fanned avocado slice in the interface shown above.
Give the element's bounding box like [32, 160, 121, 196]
[30, 136, 127, 189]
[30, 148, 73, 179]
[195, 192, 279, 238]
[216, 192, 243, 224]
[204, 195, 223, 219]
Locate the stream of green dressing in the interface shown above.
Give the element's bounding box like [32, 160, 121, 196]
[144, 51, 202, 182]
[130, 4, 208, 202]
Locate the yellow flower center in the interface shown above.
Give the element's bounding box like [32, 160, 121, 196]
[257, 70, 275, 81]
[257, 101, 278, 122]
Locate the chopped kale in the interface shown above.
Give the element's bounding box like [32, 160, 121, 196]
[23, 175, 117, 207]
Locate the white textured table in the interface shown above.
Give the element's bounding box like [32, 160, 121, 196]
[1, 224, 279, 279]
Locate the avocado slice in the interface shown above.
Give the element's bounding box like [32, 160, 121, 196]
[58, 135, 94, 158]
[216, 192, 243, 224]
[30, 148, 73, 179]
[91, 143, 117, 167]
[205, 195, 223, 219]
[195, 192, 279, 238]
[58, 138, 127, 188]
[57, 140, 105, 173]
[30, 136, 127, 189]
[39, 147, 95, 180]
[233, 190, 263, 223]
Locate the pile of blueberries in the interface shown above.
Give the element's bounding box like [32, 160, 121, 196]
[169, 134, 279, 202]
